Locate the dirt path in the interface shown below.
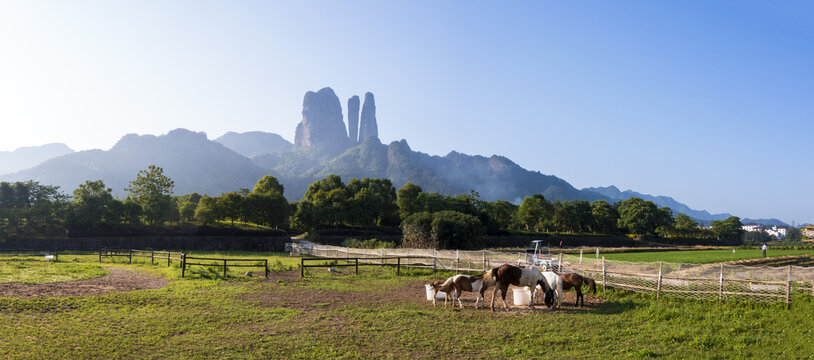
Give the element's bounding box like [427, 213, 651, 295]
[0, 267, 170, 298]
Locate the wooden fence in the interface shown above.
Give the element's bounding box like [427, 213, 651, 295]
[300, 256, 439, 277]
[181, 255, 269, 279]
[99, 248, 184, 266]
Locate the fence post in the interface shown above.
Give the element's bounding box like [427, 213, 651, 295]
[168, 252, 171, 267]
[786, 265, 792, 309]
[181, 253, 186, 278]
[223, 259, 227, 278]
[300, 257, 304, 278]
[151, 250, 155, 265]
[99, 249, 102, 263]
[129, 249, 132, 264]
[579, 248, 583, 264]
[602, 256, 606, 293]
[656, 261, 663, 300]
[596, 248, 599, 259]
[397, 257, 401, 275]
[355, 258, 359, 275]
[482, 250, 486, 272]
[433, 249, 437, 273]
[558, 253, 563, 272]
[456, 250, 459, 272]
[718, 263, 724, 304]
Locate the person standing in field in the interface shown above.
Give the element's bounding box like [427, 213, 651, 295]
[762, 243, 767, 258]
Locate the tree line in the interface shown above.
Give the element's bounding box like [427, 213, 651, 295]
[0, 168, 772, 249]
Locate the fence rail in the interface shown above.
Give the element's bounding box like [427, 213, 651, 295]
[99, 248, 184, 266]
[287, 241, 814, 307]
[181, 255, 268, 279]
[300, 256, 439, 277]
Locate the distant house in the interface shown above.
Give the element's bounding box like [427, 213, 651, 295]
[742, 223, 787, 239]
[803, 225, 814, 239]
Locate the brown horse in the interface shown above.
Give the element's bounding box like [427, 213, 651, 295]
[483, 264, 553, 312]
[430, 274, 486, 308]
[558, 273, 596, 307]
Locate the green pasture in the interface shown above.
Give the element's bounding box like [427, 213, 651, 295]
[598, 248, 814, 264]
[1, 253, 813, 359]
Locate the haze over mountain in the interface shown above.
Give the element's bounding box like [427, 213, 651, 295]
[214, 131, 292, 158]
[1, 129, 269, 197]
[0, 143, 74, 175]
[0, 87, 785, 226]
[583, 186, 789, 227]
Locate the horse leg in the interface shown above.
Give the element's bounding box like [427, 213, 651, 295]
[433, 288, 438, 307]
[490, 286, 498, 312]
[500, 285, 510, 311]
[575, 287, 581, 307]
[529, 287, 536, 310]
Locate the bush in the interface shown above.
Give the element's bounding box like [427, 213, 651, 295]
[401, 211, 484, 249]
[340, 238, 396, 249]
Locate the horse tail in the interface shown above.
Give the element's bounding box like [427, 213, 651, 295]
[471, 273, 484, 281]
[584, 277, 597, 294]
[483, 267, 497, 283]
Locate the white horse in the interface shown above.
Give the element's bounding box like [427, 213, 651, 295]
[483, 264, 553, 311]
[540, 271, 564, 309]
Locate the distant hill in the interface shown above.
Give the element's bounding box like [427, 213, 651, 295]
[0, 143, 74, 175]
[741, 218, 790, 227]
[254, 136, 603, 202]
[214, 131, 292, 158]
[583, 185, 732, 222]
[1, 129, 273, 196]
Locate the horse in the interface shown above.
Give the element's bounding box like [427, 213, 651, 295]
[430, 274, 486, 308]
[558, 273, 596, 307]
[483, 264, 554, 312]
[541, 271, 564, 309]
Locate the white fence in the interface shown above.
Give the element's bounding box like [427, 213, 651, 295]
[287, 241, 814, 306]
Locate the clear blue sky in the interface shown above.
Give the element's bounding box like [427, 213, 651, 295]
[1, 1, 812, 224]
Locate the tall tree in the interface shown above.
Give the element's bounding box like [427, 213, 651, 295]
[253, 175, 285, 196]
[125, 165, 175, 225]
[591, 200, 619, 234]
[397, 182, 423, 220]
[710, 216, 744, 242]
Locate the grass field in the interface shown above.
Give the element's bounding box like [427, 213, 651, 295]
[1, 254, 813, 359]
[598, 249, 814, 264]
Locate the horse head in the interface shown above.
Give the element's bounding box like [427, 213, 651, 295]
[538, 279, 555, 309]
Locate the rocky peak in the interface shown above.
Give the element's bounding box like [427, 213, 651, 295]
[358, 92, 378, 142]
[294, 87, 349, 153]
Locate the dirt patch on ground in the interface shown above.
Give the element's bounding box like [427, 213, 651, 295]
[239, 271, 602, 313]
[0, 267, 170, 298]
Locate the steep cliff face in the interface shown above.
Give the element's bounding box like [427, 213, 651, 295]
[347, 95, 360, 145]
[294, 87, 349, 153]
[358, 92, 378, 142]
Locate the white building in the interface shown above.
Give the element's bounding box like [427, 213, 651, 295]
[742, 224, 786, 239]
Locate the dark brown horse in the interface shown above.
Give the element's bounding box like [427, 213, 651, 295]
[558, 273, 596, 307]
[483, 264, 553, 311]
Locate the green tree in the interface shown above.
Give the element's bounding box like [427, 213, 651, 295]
[787, 227, 802, 242]
[218, 192, 244, 225]
[710, 216, 744, 242]
[194, 196, 220, 226]
[397, 182, 423, 220]
[67, 180, 114, 229]
[253, 175, 285, 196]
[516, 194, 553, 232]
[617, 197, 662, 235]
[482, 200, 518, 231]
[122, 200, 143, 227]
[401, 210, 484, 249]
[591, 200, 618, 233]
[301, 175, 348, 227]
[125, 165, 175, 225]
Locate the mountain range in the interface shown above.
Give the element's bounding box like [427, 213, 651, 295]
[0, 143, 74, 175]
[0, 87, 789, 227]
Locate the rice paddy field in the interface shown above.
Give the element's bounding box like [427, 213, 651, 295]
[0, 250, 812, 359]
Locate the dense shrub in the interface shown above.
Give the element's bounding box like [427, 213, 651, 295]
[340, 238, 396, 249]
[401, 211, 484, 249]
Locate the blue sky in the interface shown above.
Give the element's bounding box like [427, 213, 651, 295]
[0, 1, 812, 224]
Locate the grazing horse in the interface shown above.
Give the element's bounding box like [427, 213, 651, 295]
[558, 273, 596, 307]
[541, 271, 564, 309]
[430, 274, 486, 308]
[483, 264, 553, 312]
